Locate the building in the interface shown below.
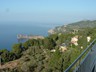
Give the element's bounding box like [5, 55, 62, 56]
[59, 43, 67, 52]
[71, 36, 78, 46]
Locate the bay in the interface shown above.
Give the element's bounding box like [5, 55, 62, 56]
[0, 22, 61, 50]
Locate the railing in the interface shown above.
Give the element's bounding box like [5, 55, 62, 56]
[64, 39, 96, 72]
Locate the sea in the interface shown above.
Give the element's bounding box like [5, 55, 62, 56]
[0, 22, 61, 50]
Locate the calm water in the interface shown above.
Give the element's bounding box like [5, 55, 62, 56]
[0, 22, 61, 50]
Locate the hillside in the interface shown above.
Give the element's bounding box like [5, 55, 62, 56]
[48, 20, 96, 34]
[1, 20, 96, 72]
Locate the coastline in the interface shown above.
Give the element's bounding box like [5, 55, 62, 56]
[17, 34, 44, 40]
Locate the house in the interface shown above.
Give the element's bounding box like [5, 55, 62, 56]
[71, 35, 78, 46]
[87, 36, 91, 42]
[59, 43, 67, 52]
[81, 46, 83, 49]
[51, 49, 56, 52]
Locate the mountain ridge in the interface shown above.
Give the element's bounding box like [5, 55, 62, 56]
[48, 20, 96, 34]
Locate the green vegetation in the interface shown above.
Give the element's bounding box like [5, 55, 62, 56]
[51, 20, 96, 34]
[0, 20, 96, 72]
[0, 49, 15, 63]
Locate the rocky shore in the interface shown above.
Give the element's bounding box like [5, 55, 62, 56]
[17, 34, 44, 40]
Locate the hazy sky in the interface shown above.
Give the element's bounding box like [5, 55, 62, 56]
[0, 0, 96, 24]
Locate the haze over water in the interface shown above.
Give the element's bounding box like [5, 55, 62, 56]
[0, 22, 62, 50]
[0, 0, 96, 50]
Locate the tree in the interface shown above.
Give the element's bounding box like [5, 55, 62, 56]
[44, 37, 56, 50]
[0, 49, 10, 63]
[12, 43, 22, 58]
[0, 49, 16, 63]
[22, 41, 29, 50]
[48, 49, 63, 72]
[49, 34, 58, 41]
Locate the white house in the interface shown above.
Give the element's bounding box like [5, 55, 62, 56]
[87, 36, 91, 42]
[51, 49, 56, 52]
[71, 36, 78, 46]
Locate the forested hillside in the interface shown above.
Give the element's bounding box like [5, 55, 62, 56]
[0, 21, 96, 72]
[49, 20, 96, 34]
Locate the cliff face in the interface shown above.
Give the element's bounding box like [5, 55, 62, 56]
[48, 20, 96, 34]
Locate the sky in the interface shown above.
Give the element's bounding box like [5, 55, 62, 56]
[0, 0, 96, 24]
